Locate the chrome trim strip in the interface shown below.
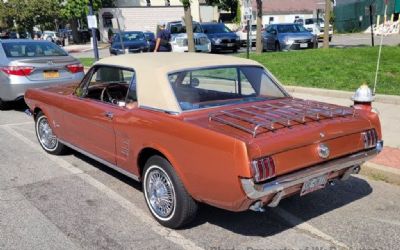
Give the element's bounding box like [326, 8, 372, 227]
[59, 139, 140, 182]
[241, 144, 382, 200]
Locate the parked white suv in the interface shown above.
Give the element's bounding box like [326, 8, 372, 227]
[167, 21, 211, 53]
[297, 18, 333, 41]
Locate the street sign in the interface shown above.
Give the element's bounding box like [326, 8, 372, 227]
[87, 15, 98, 29]
[244, 7, 252, 21]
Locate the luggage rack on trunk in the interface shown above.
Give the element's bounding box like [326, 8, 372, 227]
[209, 98, 355, 138]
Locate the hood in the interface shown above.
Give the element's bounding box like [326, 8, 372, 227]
[279, 33, 313, 40]
[112, 40, 147, 49]
[171, 32, 208, 40]
[206, 32, 237, 39]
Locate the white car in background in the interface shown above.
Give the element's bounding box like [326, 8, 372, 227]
[236, 23, 257, 46]
[167, 21, 211, 53]
[296, 18, 333, 41]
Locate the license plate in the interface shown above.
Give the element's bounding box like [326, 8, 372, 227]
[300, 43, 308, 48]
[43, 71, 59, 79]
[300, 174, 328, 196]
[227, 43, 235, 47]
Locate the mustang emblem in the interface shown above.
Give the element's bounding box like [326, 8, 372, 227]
[320, 132, 325, 138]
[317, 143, 330, 159]
[47, 61, 54, 65]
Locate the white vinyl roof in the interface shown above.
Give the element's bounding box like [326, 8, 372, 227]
[95, 53, 262, 113]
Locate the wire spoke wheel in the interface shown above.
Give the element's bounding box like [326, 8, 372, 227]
[145, 166, 176, 219]
[37, 116, 58, 151]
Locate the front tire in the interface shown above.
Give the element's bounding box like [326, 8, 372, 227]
[35, 112, 67, 155]
[0, 99, 8, 110]
[143, 155, 198, 229]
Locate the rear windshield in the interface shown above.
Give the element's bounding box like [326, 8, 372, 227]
[170, 23, 203, 34]
[115, 32, 145, 42]
[168, 66, 287, 111]
[2, 41, 68, 58]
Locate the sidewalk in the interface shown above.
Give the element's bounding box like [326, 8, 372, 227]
[287, 86, 400, 184]
[63, 42, 109, 54]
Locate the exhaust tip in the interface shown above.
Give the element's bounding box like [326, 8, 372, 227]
[249, 201, 265, 212]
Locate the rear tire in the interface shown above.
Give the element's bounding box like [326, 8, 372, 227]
[35, 112, 67, 155]
[143, 155, 198, 229]
[0, 99, 7, 110]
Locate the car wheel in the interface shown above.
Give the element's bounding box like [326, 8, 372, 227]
[0, 99, 8, 110]
[143, 155, 198, 229]
[275, 42, 281, 51]
[35, 112, 67, 155]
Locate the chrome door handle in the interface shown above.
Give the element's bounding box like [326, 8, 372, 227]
[104, 111, 114, 119]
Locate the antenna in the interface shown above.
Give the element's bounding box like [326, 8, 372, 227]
[373, 2, 388, 95]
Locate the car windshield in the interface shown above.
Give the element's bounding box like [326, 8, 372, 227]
[305, 18, 324, 25]
[168, 66, 287, 111]
[170, 23, 203, 34]
[116, 32, 145, 41]
[277, 24, 308, 33]
[203, 24, 232, 33]
[2, 41, 68, 57]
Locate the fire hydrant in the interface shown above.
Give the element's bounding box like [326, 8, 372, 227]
[352, 84, 375, 112]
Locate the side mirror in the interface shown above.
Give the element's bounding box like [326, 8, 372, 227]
[191, 78, 200, 87]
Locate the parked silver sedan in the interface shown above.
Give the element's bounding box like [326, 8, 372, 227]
[263, 24, 316, 51]
[0, 40, 84, 109]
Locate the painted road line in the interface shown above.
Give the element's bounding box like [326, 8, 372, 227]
[0, 121, 34, 127]
[274, 207, 349, 249]
[3, 125, 204, 250]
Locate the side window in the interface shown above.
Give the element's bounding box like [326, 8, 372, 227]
[76, 66, 135, 107]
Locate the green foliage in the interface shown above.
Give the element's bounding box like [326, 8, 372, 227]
[180, 0, 191, 8]
[60, 0, 102, 20]
[233, 1, 241, 24]
[1, 0, 61, 32]
[239, 47, 400, 95]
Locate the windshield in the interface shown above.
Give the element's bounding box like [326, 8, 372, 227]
[170, 23, 203, 34]
[202, 24, 232, 33]
[2, 41, 68, 57]
[115, 32, 145, 41]
[277, 24, 308, 33]
[305, 18, 324, 25]
[168, 66, 287, 111]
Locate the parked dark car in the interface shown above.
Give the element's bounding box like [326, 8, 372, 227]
[200, 22, 240, 53]
[109, 31, 149, 55]
[262, 23, 316, 51]
[143, 31, 156, 52]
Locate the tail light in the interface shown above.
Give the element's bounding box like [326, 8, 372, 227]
[362, 129, 378, 148]
[66, 63, 84, 73]
[251, 156, 276, 183]
[0, 66, 34, 76]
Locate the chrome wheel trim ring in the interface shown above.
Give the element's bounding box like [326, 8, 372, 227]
[144, 165, 176, 221]
[36, 116, 58, 152]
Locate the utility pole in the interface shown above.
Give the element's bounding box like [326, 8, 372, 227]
[88, 0, 99, 61]
[370, 5, 374, 47]
[323, 0, 331, 49]
[255, 0, 263, 54]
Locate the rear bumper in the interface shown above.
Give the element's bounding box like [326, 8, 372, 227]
[0, 74, 84, 101]
[240, 141, 383, 207]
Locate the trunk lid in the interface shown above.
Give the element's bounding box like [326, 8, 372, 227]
[183, 98, 372, 175]
[8, 56, 79, 81]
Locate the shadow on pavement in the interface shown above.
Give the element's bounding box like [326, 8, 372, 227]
[1, 99, 29, 112]
[70, 150, 372, 235]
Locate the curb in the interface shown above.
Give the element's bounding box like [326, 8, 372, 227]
[360, 161, 400, 186]
[285, 85, 400, 105]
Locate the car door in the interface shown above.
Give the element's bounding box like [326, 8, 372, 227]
[62, 65, 134, 165]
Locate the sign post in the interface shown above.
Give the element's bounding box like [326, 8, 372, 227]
[244, 0, 252, 59]
[88, 0, 99, 61]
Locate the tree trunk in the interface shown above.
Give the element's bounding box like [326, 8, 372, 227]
[70, 19, 80, 44]
[323, 0, 331, 49]
[184, 5, 195, 52]
[255, 0, 263, 54]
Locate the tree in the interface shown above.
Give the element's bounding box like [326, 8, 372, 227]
[181, 0, 195, 52]
[323, 0, 331, 49]
[207, 0, 239, 21]
[255, 0, 263, 54]
[2, 0, 61, 33]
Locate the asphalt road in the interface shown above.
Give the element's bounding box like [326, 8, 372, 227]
[1, 104, 400, 250]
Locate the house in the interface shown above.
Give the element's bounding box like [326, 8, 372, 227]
[98, 0, 218, 42]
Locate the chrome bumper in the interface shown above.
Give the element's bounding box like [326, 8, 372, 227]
[241, 141, 383, 204]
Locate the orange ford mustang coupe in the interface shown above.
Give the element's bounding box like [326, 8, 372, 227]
[25, 53, 383, 228]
